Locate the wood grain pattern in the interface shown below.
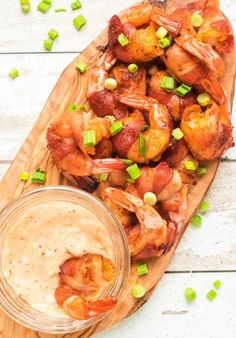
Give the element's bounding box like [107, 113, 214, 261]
[0, 1, 235, 337]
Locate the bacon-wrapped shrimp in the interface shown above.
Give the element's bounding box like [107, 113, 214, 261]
[117, 93, 172, 162]
[55, 254, 117, 320]
[105, 187, 177, 260]
[181, 101, 233, 160]
[149, 70, 196, 120]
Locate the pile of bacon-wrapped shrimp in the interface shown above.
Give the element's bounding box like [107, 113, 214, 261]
[47, 0, 234, 319]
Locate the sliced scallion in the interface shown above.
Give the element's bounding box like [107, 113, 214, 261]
[44, 39, 53, 51]
[132, 284, 146, 298]
[110, 121, 123, 135]
[99, 173, 109, 182]
[156, 26, 168, 39]
[161, 76, 175, 91]
[71, 0, 82, 10]
[185, 287, 197, 302]
[139, 134, 146, 159]
[83, 130, 96, 147]
[137, 263, 149, 276]
[128, 63, 138, 73]
[104, 78, 117, 90]
[20, 171, 29, 181]
[191, 214, 202, 227]
[37, 1, 50, 13]
[198, 200, 209, 213]
[9, 68, 19, 79]
[184, 160, 196, 171]
[118, 33, 129, 47]
[206, 289, 217, 301]
[126, 164, 141, 180]
[213, 280, 221, 289]
[48, 28, 59, 40]
[54, 8, 67, 12]
[32, 170, 46, 184]
[143, 192, 157, 206]
[191, 13, 204, 28]
[172, 128, 184, 140]
[73, 14, 87, 30]
[175, 84, 192, 96]
[76, 61, 88, 74]
[197, 166, 206, 174]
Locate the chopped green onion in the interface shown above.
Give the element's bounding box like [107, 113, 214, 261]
[71, 0, 82, 10]
[132, 284, 146, 298]
[140, 125, 150, 132]
[48, 29, 59, 40]
[197, 166, 207, 174]
[32, 170, 46, 184]
[83, 130, 96, 147]
[73, 14, 87, 30]
[213, 280, 221, 289]
[139, 134, 146, 158]
[20, 171, 29, 181]
[99, 173, 109, 182]
[105, 115, 115, 124]
[172, 128, 184, 140]
[184, 160, 196, 171]
[67, 103, 78, 111]
[76, 61, 88, 74]
[137, 263, 149, 276]
[143, 192, 157, 206]
[198, 200, 209, 213]
[184, 287, 197, 302]
[156, 26, 168, 39]
[20, 0, 31, 13]
[118, 33, 129, 47]
[54, 8, 67, 12]
[175, 84, 192, 96]
[126, 164, 141, 180]
[206, 289, 217, 301]
[128, 63, 138, 73]
[158, 36, 172, 48]
[197, 92, 211, 106]
[104, 78, 117, 90]
[37, 1, 50, 13]
[127, 178, 135, 183]
[161, 76, 175, 91]
[123, 159, 133, 166]
[110, 121, 123, 135]
[8, 68, 19, 79]
[42, 0, 51, 4]
[44, 39, 53, 51]
[191, 13, 204, 28]
[191, 214, 202, 227]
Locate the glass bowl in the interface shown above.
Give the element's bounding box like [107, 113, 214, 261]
[0, 186, 130, 334]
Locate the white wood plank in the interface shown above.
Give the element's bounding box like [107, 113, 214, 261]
[0, 161, 235, 271]
[0, 163, 9, 180]
[0, 0, 235, 53]
[0, 54, 235, 161]
[95, 272, 236, 338]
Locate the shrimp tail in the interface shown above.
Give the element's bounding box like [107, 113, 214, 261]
[92, 159, 126, 174]
[199, 76, 227, 104]
[151, 8, 180, 36]
[164, 222, 178, 253]
[105, 187, 143, 212]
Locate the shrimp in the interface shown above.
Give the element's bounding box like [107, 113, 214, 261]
[105, 187, 177, 260]
[161, 43, 227, 104]
[55, 254, 117, 320]
[118, 93, 172, 162]
[88, 49, 127, 118]
[149, 70, 196, 120]
[180, 102, 233, 160]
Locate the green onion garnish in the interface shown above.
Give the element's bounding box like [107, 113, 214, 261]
[185, 287, 197, 302]
[198, 200, 209, 213]
[213, 280, 221, 289]
[105, 115, 115, 124]
[83, 130, 96, 147]
[32, 170, 46, 184]
[191, 214, 202, 227]
[99, 173, 109, 182]
[160, 76, 175, 91]
[54, 8, 67, 12]
[44, 39, 53, 51]
[172, 128, 184, 140]
[37, 1, 51, 13]
[20, 0, 31, 13]
[128, 63, 138, 73]
[132, 284, 146, 298]
[42, 0, 51, 4]
[191, 13, 204, 28]
[76, 61, 88, 74]
[104, 78, 117, 90]
[156, 26, 168, 39]
[67, 103, 78, 111]
[123, 159, 133, 166]
[184, 160, 196, 171]
[110, 121, 123, 135]
[139, 134, 146, 159]
[127, 178, 135, 183]
[71, 0, 82, 10]
[73, 14, 87, 30]
[206, 289, 217, 301]
[20, 171, 29, 181]
[175, 84, 192, 97]
[118, 33, 129, 47]
[158, 36, 172, 48]
[197, 92, 211, 106]
[9, 68, 19, 79]
[143, 192, 157, 206]
[140, 125, 149, 132]
[197, 166, 207, 174]
[137, 263, 149, 276]
[126, 164, 141, 180]
[48, 29, 59, 40]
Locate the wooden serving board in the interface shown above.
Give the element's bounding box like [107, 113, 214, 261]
[0, 1, 235, 337]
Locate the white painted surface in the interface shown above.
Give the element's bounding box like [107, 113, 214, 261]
[0, 1, 235, 337]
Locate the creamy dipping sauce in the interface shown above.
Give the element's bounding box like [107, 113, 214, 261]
[2, 200, 113, 318]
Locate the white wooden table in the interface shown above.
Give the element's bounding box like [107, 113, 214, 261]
[0, 1, 235, 337]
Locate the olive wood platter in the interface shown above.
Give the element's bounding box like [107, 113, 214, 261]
[0, 0, 235, 337]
